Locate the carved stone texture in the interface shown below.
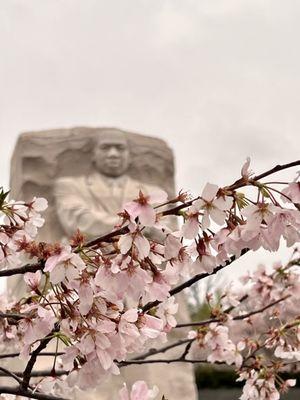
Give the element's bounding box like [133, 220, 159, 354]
[10, 127, 176, 242]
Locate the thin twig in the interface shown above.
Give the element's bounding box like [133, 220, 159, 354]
[180, 341, 193, 360]
[142, 248, 249, 313]
[0, 366, 23, 385]
[131, 338, 193, 361]
[119, 358, 223, 366]
[233, 295, 290, 321]
[176, 295, 290, 328]
[254, 160, 300, 182]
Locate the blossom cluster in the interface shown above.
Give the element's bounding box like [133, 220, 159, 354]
[0, 159, 299, 400]
[187, 251, 300, 400]
[0, 190, 48, 271]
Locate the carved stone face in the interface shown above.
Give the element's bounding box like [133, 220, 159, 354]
[93, 133, 130, 177]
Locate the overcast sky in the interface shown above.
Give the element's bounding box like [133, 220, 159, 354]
[1, 0, 300, 291]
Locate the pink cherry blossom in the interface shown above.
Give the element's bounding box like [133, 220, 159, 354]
[119, 231, 150, 259]
[181, 204, 200, 239]
[194, 183, 233, 230]
[241, 157, 254, 180]
[24, 270, 41, 291]
[156, 297, 178, 330]
[30, 197, 48, 212]
[241, 202, 278, 229]
[124, 189, 168, 227]
[44, 246, 86, 284]
[281, 182, 300, 203]
[119, 380, 159, 400]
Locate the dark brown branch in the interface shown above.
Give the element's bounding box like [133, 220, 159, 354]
[176, 294, 289, 328]
[0, 261, 43, 278]
[83, 226, 129, 248]
[0, 386, 69, 400]
[180, 341, 193, 360]
[159, 199, 195, 217]
[229, 160, 300, 190]
[119, 358, 223, 367]
[233, 295, 290, 321]
[21, 325, 59, 390]
[142, 248, 249, 313]
[253, 160, 300, 182]
[0, 311, 25, 320]
[131, 338, 193, 361]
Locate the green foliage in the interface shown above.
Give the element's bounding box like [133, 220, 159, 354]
[0, 187, 10, 209]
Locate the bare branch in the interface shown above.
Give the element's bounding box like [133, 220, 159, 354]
[180, 341, 193, 360]
[130, 338, 193, 361]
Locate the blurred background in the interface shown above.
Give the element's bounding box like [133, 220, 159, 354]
[1, 1, 300, 398]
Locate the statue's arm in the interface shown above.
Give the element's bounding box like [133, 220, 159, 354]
[54, 178, 119, 238]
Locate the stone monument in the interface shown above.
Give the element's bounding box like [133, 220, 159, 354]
[9, 127, 198, 399]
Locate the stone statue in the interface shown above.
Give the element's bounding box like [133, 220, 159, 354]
[53, 131, 168, 239]
[9, 127, 198, 399]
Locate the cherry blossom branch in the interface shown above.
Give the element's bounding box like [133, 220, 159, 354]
[131, 338, 193, 361]
[0, 160, 299, 399]
[21, 326, 59, 390]
[0, 261, 43, 277]
[228, 160, 300, 190]
[119, 358, 218, 366]
[253, 160, 300, 182]
[73, 160, 300, 250]
[142, 248, 249, 313]
[176, 295, 290, 328]
[83, 226, 129, 248]
[81, 199, 194, 248]
[0, 386, 69, 400]
[130, 295, 290, 366]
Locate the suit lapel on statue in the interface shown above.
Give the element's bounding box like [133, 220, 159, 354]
[86, 173, 115, 213]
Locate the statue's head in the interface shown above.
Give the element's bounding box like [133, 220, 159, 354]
[93, 130, 130, 177]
